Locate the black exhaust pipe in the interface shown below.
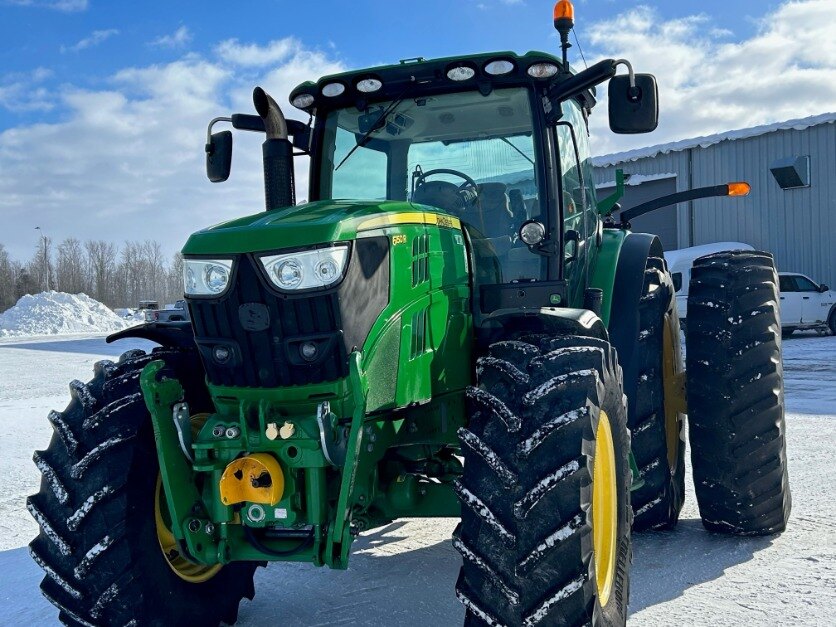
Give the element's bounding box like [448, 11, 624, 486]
[253, 86, 295, 211]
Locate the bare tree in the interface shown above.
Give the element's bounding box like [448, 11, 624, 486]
[56, 238, 87, 295]
[29, 235, 53, 292]
[0, 244, 18, 311]
[85, 240, 118, 306]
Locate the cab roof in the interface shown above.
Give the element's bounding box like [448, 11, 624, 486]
[288, 50, 570, 113]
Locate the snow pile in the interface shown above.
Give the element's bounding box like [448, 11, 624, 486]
[0, 292, 131, 338]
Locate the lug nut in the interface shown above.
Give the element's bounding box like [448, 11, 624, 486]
[204, 523, 215, 535]
[225, 426, 241, 439]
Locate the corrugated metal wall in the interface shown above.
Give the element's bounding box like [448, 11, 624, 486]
[593, 122, 836, 286]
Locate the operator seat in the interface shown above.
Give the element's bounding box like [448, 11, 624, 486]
[474, 183, 515, 239]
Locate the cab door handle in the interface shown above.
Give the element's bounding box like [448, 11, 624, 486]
[803, 296, 810, 300]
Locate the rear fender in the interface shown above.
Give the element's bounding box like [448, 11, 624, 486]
[608, 232, 664, 422]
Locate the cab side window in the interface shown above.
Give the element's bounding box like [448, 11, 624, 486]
[779, 276, 797, 292]
[794, 276, 818, 292]
[558, 101, 597, 238]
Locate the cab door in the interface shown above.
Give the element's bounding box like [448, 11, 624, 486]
[794, 275, 826, 323]
[779, 275, 802, 325]
[555, 101, 598, 307]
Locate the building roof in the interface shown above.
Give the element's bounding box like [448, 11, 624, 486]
[593, 112, 836, 168]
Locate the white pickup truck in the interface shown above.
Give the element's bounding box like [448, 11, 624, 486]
[665, 243, 836, 336]
[778, 273, 836, 336]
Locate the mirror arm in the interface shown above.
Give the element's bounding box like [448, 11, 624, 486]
[546, 58, 618, 106]
[205, 117, 232, 151]
[613, 59, 636, 91]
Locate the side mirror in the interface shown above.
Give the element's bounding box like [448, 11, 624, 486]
[819, 284, 829, 293]
[609, 73, 659, 134]
[206, 130, 232, 183]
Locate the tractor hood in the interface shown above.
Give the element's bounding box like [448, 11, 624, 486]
[182, 199, 439, 255]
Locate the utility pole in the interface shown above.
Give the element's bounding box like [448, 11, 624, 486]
[35, 226, 50, 291]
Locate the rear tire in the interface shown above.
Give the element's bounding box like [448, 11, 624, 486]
[781, 327, 794, 338]
[686, 251, 791, 535]
[456, 333, 631, 626]
[630, 257, 686, 531]
[828, 311, 836, 335]
[28, 348, 257, 626]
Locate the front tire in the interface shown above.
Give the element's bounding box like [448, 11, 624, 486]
[456, 334, 631, 626]
[28, 348, 257, 626]
[686, 251, 791, 535]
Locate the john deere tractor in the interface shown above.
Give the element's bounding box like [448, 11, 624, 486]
[29, 2, 791, 625]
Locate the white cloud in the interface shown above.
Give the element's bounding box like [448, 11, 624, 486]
[61, 28, 119, 53]
[583, 0, 836, 156]
[214, 38, 299, 67]
[149, 26, 192, 49]
[0, 40, 344, 262]
[0, 68, 54, 112]
[3, 0, 87, 11]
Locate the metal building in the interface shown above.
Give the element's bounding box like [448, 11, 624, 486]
[592, 113, 836, 286]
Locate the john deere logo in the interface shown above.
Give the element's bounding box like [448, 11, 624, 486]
[239, 303, 270, 332]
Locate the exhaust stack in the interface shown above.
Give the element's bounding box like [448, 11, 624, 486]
[253, 86, 295, 211]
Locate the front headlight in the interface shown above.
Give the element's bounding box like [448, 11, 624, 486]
[183, 259, 233, 296]
[259, 245, 349, 291]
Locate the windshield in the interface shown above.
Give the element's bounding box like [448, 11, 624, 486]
[318, 87, 545, 283]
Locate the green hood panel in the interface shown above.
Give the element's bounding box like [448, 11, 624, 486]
[182, 200, 427, 255]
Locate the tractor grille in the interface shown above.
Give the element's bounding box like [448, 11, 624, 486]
[188, 255, 348, 388]
[186, 236, 390, 389]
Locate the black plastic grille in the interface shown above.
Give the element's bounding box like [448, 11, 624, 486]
[188, 255, 348, 388]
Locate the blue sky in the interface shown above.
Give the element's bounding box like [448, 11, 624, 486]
[0, 0, 779, 130]
[0, 0, 833, 263]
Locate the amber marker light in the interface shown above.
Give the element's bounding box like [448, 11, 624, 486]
[554, 0, 575, 22]
[727, 182, 751, 196]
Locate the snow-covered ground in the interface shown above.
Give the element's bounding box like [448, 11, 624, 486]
[0, 333, 833, 625]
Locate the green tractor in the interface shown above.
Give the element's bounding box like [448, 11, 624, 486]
[29, 3, 791, 625]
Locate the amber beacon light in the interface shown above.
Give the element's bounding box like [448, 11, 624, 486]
[554, 0, 575, 25]
[554, 1, 575, 69]
[727, 182, 751, 196]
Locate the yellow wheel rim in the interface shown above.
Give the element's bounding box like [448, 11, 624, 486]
[592, 410, 618, 607]
[154, 413, 221, 584]
[154, 477, 222, 583]
[661, 314, 685, 470]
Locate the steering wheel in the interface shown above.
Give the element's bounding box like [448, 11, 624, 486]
[414, 168, 478, 193]
[412, 168, 479, 216]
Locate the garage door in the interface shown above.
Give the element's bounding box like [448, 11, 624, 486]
[598, 176, 679, 251]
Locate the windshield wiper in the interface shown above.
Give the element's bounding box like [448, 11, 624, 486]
[499, 136, 535, 166]
[335, 86, 412, 171]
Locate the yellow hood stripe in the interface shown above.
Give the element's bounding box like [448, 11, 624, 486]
[357, 211, 461, 232]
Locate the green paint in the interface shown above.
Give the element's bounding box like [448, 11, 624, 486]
[590, 228, 628, 327]
[596, 168, 626, 217]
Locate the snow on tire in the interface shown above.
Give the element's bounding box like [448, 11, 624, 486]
[686, 250, 792, 535]
[28, 347, 257, 627]
[456, 334, 632, 626]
